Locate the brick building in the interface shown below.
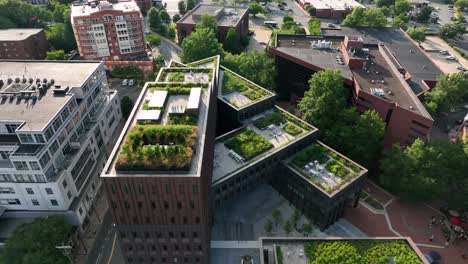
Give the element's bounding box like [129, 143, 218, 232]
[176, 4, 249, 45]
[71, 0, 146, 61]
[0, 29, 48, 60]
[270, 27, 443, 147]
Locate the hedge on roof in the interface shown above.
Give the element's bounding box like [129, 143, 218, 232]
[253, 112, 285, 130]
[224, 127, 273, 160]
[284, 123, 302, 136]
[222, 71, 271, 102]
[116, 125, 197, 171]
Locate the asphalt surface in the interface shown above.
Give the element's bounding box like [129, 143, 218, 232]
[85, 211, 113, 264]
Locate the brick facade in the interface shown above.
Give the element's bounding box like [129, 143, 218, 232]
[0, 29, 48, 60]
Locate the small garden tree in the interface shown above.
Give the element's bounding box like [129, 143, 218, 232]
[264, 219, 273, 234]
[283, 220, 292, 235]
[224, 28, 242, 54]
[416, 6, 433, 23]
[181, 27, 223, 63]
[303, 223, 313, 236]
[292, 210, 301, 226]
[407, 27, 426, 43]
[438, 22, 466, 39]
[178, 0, 186, 15]
[197, 14, 218, 33]
[147, 34, 161, 46]
[160, 9, 171, 24]
[272, 209, 282, 226]
[249, 2, 266, 17]
[308, 17, 321, 35]
[173, 14, 181, 23]
[120, 96, 134, 120]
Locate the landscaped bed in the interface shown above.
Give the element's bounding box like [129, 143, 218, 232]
[222, 71, 271, 103]
[253, 112, 285, 130]
[167, 115, 197, 126]
[158, 68, 213, 83]
[116, 125, 197, 171]
[224, 127, 273, 160]
[283, 123, 301, 136]
[304, 240, 424, 264]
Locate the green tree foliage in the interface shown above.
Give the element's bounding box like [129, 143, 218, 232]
[249, 1, 267, 16]
[168, 24, 176, 40]
[280, 15, 306, 34]
[48, 0, 68, 23]
[111, 66, 143, 79]
[416, 6, 433, 23]
[379, 139, 468, 204]
[342, 7, 387, 27]
[303, 223, 313, 235]
[376, 0, 395, 7]
[306, 6, 316, 16]
[299, 69, 348, 130]
[406, 27, 426, 42]
[120, 96, 134, 120]
[223, 28, 241, 54]
[424, 72, 468, 112]
[149, 7, 164, 32]
[46, 49, 65, 60]
[178, 0, 186, 15]
[173, 14, 181, 23]
[0, 216, 71, 264]
[197, 14, 218, 33]
[308, 17, 321, 35]
[47, 21, 76, 52]
[264, 219, 273, 234]
[222, 51, 277, 90]
[186, 0, 196, 10]
[283, 220, 292, 235]
[0, 0, 52, 28]
[272, 209, 282, 226]
[438, 21, 466, 39]
[393, 0, 413, 15]
[391, 16, 408, 30]
[147, 34, 162, 46]
[181, 28, 223, 63]
[160, 9, 171, 24]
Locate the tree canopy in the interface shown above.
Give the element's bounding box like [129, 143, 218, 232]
[424, 72, 468, 113]
[121, 96, 134, 120]
[0, 0, 52, 28]
[308, 17, 321, 35]
[406, 27, 426, 43]
[415, 6, 433, 23]
[160, 9, 171, 24]
[222, 51, 277, 90]
[0, 216, 71, 264]
[46, 49, 65, 60]
[393, 0, 413, 15]
[197, 14, 218, 33]
[181, 27, 223, 63]
[178, 0, 186, 15]
[249, 1, 267, 16]
[438, 22, 466, 39]
[342, 7, 387, 27]
[223, 28, 242, 54]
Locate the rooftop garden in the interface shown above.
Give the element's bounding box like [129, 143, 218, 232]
[158, 68, 213, 83]
[169, 61, 186, 67]
[148, 83, 209, 94]
[290, 144, 363, 194]
[253, 110, 310, 136]
[303, 240, 424, 264]
[116, 125, 197, 171]
[222, 71, 272, 106]
[167, 115, 197, 126]
[224, 127, 273, 160]
[187, 56, 219, 68]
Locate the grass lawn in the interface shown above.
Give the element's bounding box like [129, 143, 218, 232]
[224, 127, 273, 160]
[284, 123, 302, 136]
[253, 112, 285, 130]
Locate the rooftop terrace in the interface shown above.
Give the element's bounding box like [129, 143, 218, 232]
[71, 0, 140, 17]
[177, 4, 248, 27]
[285, 142, 366, 196]
[104, 57, 219, 176]
[212, 107, 317, 183]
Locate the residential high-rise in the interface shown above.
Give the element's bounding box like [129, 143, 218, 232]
[0, 60, 120, 227]
[71, 0, 146, 61]
[0, 29, 48, 60]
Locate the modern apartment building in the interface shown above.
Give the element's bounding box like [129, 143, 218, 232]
[176, 4, 249, 45]
[0, 29, 48, 60]
[270, 27, 443, 147]
[0, 60, 120, 227]
[71, 0, 146, 61]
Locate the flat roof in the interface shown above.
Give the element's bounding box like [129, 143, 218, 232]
[304, 0, 364, 10]
[148, 90, 168, 108]
[71, 0, 140, 17]
[177, 4, 248, 27]
[212, 107, 317, 183]
[137, 109, 161, 121]
[0, 61, 100, 131]
[0, 29, 43, 41]
[187, 87, 201, 109]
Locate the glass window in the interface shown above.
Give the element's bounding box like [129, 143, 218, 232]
[34, 134, 46, 143]
[35, 174, 46, 182]
[0, 174, 13, 182]
[13, 161, 29, 171]
[26, 187, 34, 194]
[29, 161, 40, 171]
[52, 118, 62, 132]
[0, 187, 15, 194]
[50, 199, 58, 206]
[67, 191, 72, 199]
[44, 127, 54, 140]
[32, 199, 39, 206]
[45, 188, 53, 195]
[62, 179, 68, 189]
[39, 152, 51, 168]
[6, 124, 19, 133]
[19, 134, 34, 143]
[49, 141, 59, 155]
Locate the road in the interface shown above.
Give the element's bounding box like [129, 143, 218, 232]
[155, 35, 182, 63]
[84, 211, 113, 264]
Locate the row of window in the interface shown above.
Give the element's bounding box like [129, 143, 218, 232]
[13, 161, 40, 171]
[127, 256, 201, 264]
[0, 174, 46, 183]
[29, 199, 59, 206]
[126, 243, 203, 253]
[111, 183, 199, 196]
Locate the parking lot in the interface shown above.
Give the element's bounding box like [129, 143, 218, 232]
[421, 36, 468, 73]
[108, 78, 143, 102]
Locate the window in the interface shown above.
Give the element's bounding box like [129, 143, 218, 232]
[26, 187, 34, 194]
[0, 174, 13, 182]
[45, 188, 53, 195]
[0, 199, 20, 205]
[67, 191, 72, 199]
[44, 127, 54, 140]
[79, 207, 83, 215]
[29, 161, 40, 171]
[52, 118, 62, 131]
[49, 141, 59, 155]
[195, 217, 200, 224]
[34, 134, 46, 143]
[190, 200, 195, 209]
[164, 201, 169, 209]
[0, 187, 15, 194]
[177, 201, 182, 209]
[19, 134, 34, 143]
[6, 124, 19, 133]
[35, 174, 46, 182]
[39, 152, 51, 167]
[31, 199, 39, 206]
[13, 161, 29, 171]
[50, 199, 58, 206]
[62, 179, 68, 189]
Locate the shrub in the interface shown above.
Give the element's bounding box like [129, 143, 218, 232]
[167, 72, 185, 82]
[308, 18, 321, 35]
[224, 128, 273, 160]
[168, 115, 197, 125]
[253, 112, 285, 129]
[147, 34, 162, 46]
[284, 123, 302, 136]
[292, 144, 328, 166]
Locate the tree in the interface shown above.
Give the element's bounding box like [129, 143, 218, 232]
[173, 14, 181, 23]
[0, 216, 71, 264]
[0, 0, 52, 28]
[424, 72, 468, 113]
[416, 6, 433, 23]
[283, 220, 292, 235]
[168, 24, 176, 40]
[160, 9, 171, 24]
[149, 7, 162, 31]
[264, 219, 273, 234]
[406, 27, 426, 43]
[197, 14, 218, 33]
[249, 1, 266, 16]
[222, 51, 277, 90]
[391, 16, 408, 30]
[306, 6, 316, 16]
[272, 209, 282, 226]
[178, 0, 186, 15]
[186, 0, 196, 10]
[46, 49, 65, 60]
[438, 22, 466, 39]
[393, 0, 413, 15]
[47, 22, 76, 52]
[376, 0, 395, 7]
[181, 27, 223, 63]
[342, 7, 387, 27]
[223, 28, 241, 54]
[147, 34, 161, 46]
[303, 223, 313, 236]
[283, 14, 294, 23]
[308, 17, 321, 35]
[120, 96, 134, 120]
[299, 69, 348, 130]
[292, 210, 301, 225]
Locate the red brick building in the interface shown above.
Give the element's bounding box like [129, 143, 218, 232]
[71, 0, 147, 61]
[270, 27, 443, 147]
[176, 4, 249, 45]
[0, 29, 48, 60]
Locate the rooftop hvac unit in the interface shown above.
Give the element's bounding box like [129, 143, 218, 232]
[15, 77, 20, 83]
[371, 88, 385, 98]
[29, 78, 34, 84]
[7, 78, 12, 84]
[22, 78, 27, 83]
[42, 78, 47, 83]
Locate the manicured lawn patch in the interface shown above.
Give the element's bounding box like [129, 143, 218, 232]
[116, 125, 197, 171]
[168, 115, 197, 126]
[304, 240, 424, 264]
[167, 72, 185, 82]
[222, 71, 271, 104]
[253, 112, 285, 130]
[292, 145, 328, 166]
[224, 127, 273, 160]
[284, 123, 302, 136]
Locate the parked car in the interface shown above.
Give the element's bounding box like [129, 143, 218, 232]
[122, 79, 128, 86]
[457, 65, 467, 71]
[327, 23, 335, 27]
[439, 50, 449, 55]
[129, 79, 135, 86]
[281, 2, 287, 5]
[446, 55, 457, 60]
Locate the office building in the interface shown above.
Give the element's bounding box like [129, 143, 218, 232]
[0, 29, 48, 60]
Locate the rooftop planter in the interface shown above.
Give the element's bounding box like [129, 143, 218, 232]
[224, 127, 273, 160]
[116, 125, 197, 171]
[222, 71, 271, 101]
[158, 68, 213, 82]
[187, 57, 219, 67]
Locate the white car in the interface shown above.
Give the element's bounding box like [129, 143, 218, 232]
[122, 79, 128, 86]
[129, 79, 135, 86]
[446, 56, 457, 60]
